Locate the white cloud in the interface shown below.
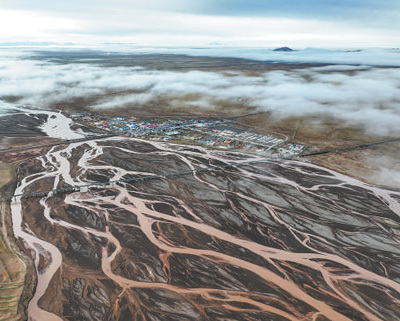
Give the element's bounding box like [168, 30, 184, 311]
[368, 155, 400, 187]
[95, 93, 154, 109]
[0, 52, 399, 137]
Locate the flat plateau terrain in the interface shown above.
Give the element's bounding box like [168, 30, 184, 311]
[1, 52, 399, 320]
[19, 51, 398, 190]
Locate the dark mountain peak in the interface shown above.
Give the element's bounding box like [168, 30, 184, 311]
[273, 46, 294, 52]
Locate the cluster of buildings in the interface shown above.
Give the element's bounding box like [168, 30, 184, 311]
[191, 125, 286, 149]
[71, 113, 224, 137]
[71, 112, 306, 156]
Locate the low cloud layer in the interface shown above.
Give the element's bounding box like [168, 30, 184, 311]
[0, 50, 399, 136]
[113, 47, 400, 67]
[369, 155, 400, 187]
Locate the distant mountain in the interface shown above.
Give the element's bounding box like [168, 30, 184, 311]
[273, 46, 294, 52]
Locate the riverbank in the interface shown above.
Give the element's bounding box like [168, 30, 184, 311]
[0, 162, 35, 321]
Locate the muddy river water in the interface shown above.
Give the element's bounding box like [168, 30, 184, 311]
[10, 137, 400, 321]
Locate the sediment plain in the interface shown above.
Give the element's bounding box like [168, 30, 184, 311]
[9, 137, 400, 321]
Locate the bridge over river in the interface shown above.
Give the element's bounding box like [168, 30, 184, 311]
[1, 137, 399, 201]
[0, 159, 261, 201]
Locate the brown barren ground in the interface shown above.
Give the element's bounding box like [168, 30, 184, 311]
[239, 113, 400, 190]
[0, 162, 35, 321]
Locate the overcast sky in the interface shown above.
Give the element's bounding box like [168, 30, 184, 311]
[0, 0, 399, 47]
